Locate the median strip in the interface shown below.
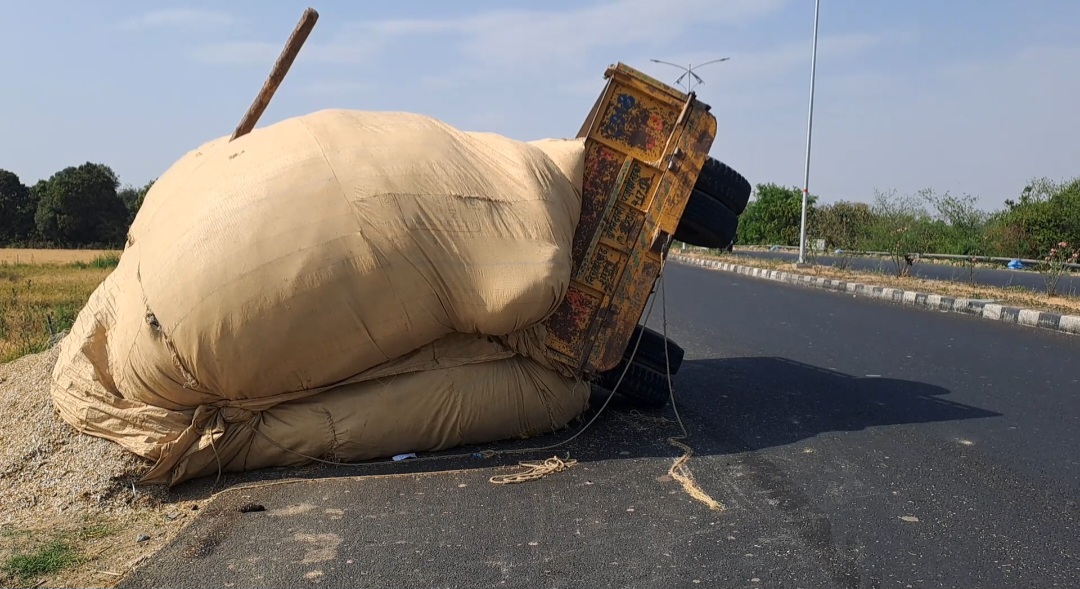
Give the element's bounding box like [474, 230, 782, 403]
[670, 254, 1080, 337]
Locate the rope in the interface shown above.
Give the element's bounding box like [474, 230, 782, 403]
[489, 455, 578, 484]
[657, 258, 725, 512]
[666, 437, 723, 511]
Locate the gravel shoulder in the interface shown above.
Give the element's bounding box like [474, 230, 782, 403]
[0, 346, 195, 588]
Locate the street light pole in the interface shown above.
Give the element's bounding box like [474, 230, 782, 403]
[797, 0, 821, 265]
[649, 57, 730, 93]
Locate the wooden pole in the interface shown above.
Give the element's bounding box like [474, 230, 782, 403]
[230, 7, 319, 141]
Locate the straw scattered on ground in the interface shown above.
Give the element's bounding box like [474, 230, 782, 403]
[0, 345, 194, 589]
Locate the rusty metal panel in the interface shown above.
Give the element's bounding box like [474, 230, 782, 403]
[543, 63, 717, 375]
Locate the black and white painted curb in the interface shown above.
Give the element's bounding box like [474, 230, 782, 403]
[670, 254, 1080, 337]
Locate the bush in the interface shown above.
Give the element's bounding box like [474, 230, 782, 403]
[733, 176, 1080, 269]
[1038, 241, 1080, 296]
[738, 183, 815, 247]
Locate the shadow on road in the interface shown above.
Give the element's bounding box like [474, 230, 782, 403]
[166, 356, 1001, 498]
[670, 357, 1002, 453]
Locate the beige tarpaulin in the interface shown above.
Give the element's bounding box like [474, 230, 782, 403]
[50, 109, 589, 485]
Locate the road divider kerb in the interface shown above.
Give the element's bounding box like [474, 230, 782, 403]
[670, 254, 1080, 338]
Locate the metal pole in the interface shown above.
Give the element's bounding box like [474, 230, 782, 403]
[797, 0, 821, 265]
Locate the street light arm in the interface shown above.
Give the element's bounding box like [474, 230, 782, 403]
[694, 57, 731, 68]
[649, 59, 687, 71]
[650, 56, 731, 92]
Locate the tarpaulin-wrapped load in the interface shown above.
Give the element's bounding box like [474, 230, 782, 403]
[50, 109, 590, 485]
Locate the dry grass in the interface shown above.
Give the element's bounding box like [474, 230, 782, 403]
[0, 254, 120, 362]
[0, 346, 196, 589]
[688, 252, 1080, 316]
[0, 249, 121, 265]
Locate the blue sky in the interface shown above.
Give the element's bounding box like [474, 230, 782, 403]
[2, 0, 1078, 210]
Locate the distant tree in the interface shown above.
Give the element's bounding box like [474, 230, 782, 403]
[919, 188, 988, 256]
[134, 179, 155, 213]
[737, 183, 816, 247]
[0, 169, 37, 244]
[33, 162, 129, 247]
[118, 178, 156, 224]
[988, 177, 1080, 259]
[812, 200, 875, 251]
[864, 189, 935, 276]
[117, 186, 139, 211]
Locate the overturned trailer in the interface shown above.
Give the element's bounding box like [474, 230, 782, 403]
[48, 11, 750, 485]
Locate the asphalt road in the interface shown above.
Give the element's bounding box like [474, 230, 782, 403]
[121, 262, 1079, 589]
[728, 249, 1080, 296]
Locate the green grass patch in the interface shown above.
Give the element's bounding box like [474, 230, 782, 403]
[0, 520, 119, 586]
[2, 538, 78, 582]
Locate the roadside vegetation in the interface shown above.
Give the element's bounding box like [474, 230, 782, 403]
[735, 178, 1080, 293]
[0, 253, 118, 362]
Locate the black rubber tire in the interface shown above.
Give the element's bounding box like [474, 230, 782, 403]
[674, 189, 738, 249]
[694, 157, 752, 215]
[624, 324, 685, 375]
[596, 360, 672, 409]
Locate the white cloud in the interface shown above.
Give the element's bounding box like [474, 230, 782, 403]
[189, 37, 381, 66]
[119, 9, 236, 31]
[350, 0, 788, 68]
[189, 42, 280, 66]
[509, 30, 909, 109]
[193, 0, 787, 68]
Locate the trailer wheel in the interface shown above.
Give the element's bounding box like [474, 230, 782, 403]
[596, 360, 673, 409]
[694, 157, 752, 215]
[674, 189, 739, 250]
[624, 324, 685, 375]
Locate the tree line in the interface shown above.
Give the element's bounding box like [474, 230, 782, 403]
[736, 177, 1080, 262]
[2, 160, 1078, 265]
[0, 163, 153, 249]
